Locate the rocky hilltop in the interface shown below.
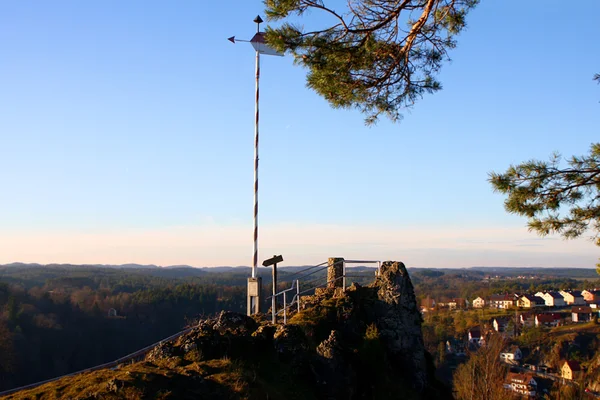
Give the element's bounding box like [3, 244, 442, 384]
[3, 261, 451, 400]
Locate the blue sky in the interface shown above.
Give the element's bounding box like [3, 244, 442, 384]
[0, 1, 599, 268]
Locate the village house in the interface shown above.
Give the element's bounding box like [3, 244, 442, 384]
[489, 294, 514, 309]
[468, 326, 482, 345]
[517, 294, 545, 309]
[535, 313, 562, 327]
[571, 306, 594, 322]
[472, 296, 486, 308]
[582, 289, 600, 303]
[535, 291, 566, 307]
[560, 290, 586, 305]
[504, 372, 537, 397]
[447, 298, 467, 310]
[493, 317, 512, 333]
[420, 297, 436, 312]
[519, 313, 535, 327]
[561, 360, 581, 380]
[445, 338, 465, 356]
[500, 345, 522, 364]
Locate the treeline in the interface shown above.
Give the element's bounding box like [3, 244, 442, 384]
[0, 267, 250, 392]
[411, 268, 600, 304]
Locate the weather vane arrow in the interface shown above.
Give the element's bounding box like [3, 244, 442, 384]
[227, 16, 283, 56]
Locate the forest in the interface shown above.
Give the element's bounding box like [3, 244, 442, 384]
[0, 265, 250, 391]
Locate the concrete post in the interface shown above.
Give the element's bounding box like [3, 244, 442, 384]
[247, 277, 262, 315]
[327, 257, 344, 289]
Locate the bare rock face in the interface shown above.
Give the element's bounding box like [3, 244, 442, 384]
[273, 324, 308, 362]
[145, 342, 174, 362]
[371, 261, 428, 390]
[213, 311, 258, 335]
[315, 330, 355, 399]
[316, 330, 342, 360]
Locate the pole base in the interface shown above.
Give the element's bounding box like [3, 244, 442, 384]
[247, 277, 262, 315]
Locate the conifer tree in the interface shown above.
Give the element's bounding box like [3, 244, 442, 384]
[490, 142, 600, 271]
[264, 0, 478, 124]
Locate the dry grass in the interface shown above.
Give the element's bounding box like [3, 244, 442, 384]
[2, 357, 253, 400]
[550, 321, 600, 335]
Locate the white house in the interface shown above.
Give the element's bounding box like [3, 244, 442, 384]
[505, 373, 537, 397]
[489, 294, 514, 309]
[500, 346, 523, 364]
[536, 291, 566, 307]
[560, 290, 586, 305]
[472, 297, 486, 309]
[448, 298, 467, 310]
[572, 306, 594, 322]
[517, 294, 545, 308]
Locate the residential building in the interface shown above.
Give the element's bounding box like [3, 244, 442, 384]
[446, 339, 465, 356]
[472, 296, 486, 308]
[583, 289, 600, 303]
[468, 326, 482, 345]
[420, 297, 436, 312]
[517, 294, 545, 308]
[500, 345, 523, 364]
[572, 306, 594, 322]
[560, 290, 586, 305]
[519, 313, 535, 327]
[504, 372, 537, 397]
[489, 294, 514, 309]
[561, 360, 581, 380]
[493, 317, 511, 333]
[448, 298, 467, 310]
[535, 313, 562, 327]
[536, 291, 566, 307]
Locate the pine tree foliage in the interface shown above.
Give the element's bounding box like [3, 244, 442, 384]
[489, 143, 600, 268]
[264, 0, 478, 124]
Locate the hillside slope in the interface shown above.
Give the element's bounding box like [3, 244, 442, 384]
[2, 261, 450, 400]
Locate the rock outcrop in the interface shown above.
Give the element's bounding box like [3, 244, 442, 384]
[372, 261, 428, 390]
[5, 261, 450, 400]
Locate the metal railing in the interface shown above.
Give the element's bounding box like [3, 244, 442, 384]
[268, 259, 380, 324]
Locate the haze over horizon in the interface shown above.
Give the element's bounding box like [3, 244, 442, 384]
[1, 1, 599, 269]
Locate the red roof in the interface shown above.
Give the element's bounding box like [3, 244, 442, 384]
[507, 372, 536, 384]
[563, 360, 581, 371]
[536, 313, 562, 323]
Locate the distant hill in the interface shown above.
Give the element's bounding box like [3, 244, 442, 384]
[469, 266, 599, 278]
[2, 263, 596, 279]
[0, 262, 159, 269]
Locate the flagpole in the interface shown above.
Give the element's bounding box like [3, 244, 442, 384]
[229, 15, 282, 315]
[252, 37, 260, 279]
